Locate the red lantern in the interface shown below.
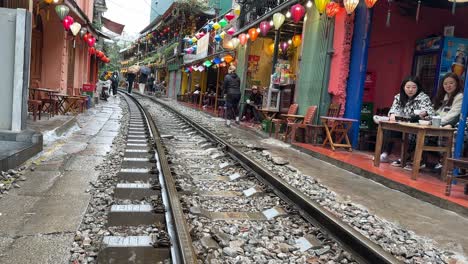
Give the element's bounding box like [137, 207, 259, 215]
[83, 33, 90, 42]
[96, 50, 104, 58]
[88, 47, 96, 55]
[87, 36, 96, 47]
[326, 2, 340, 17]
[62, 15, 74, 30]
[248, 28, 259, 42]
[225, 13, 235, 21]
[259, 21, 271, 37]
[365, 0, 378, 8]
[290, 4, 306, 23]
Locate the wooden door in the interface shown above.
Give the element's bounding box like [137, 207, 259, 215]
[66, 38, 75, 95]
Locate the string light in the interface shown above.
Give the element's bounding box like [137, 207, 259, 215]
[306, 0, 313, 8]
[286, 11, 291, 18]
[256, 28, 261, 32]
[288, 39, 292, 44]
[269, 20, 274, 26]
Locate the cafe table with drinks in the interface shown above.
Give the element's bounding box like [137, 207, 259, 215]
[373, 114, 455, 180]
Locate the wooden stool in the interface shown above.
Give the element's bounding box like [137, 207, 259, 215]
[28, 100, 42, 121]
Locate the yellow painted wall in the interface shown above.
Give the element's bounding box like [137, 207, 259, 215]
[190, 71, 207, 92]
[181, 72, 188, 94]
[247, 37, 274, 89]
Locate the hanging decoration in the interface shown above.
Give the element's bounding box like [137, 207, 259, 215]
[83, 32, 90, 42]
[290, 4, 306, 23]
[314, 0, 330, 14]
[214, 34, 222, 42]
[239, 33, 248, 46]
[55, 5, 69, 20]
[213, 22, 221, 30]
[62, 15, 74, 30]
[213, 57, 221, 64]
[87, 36, 96, 47]
[219, 19, 228, 28]
[220, 31, 226, 39]
[292, 34, 302, 47]
[280, 42, 289, 54]
[326, 2, 340, 17]
[343, 0, 359, 14]
[224, 54, 234, 63]
[230, 38, 240, 48]
[191, 37, 198, 43]
[248, 28, 259, 41]
[70, 22, 81, 36]
[225, 13, 235, 21]
[96, 50, 104, 58]
[198, 65, 205, 72]
[227, 28, 236, 35]
[79, 27, 87, 37]
[233, 3, 241, 16]
[203, 60, 212, 67]
[272, 13, 285, 30]
[88, 47, 96, 56]
[265, 43, 275, 55]
[259, 21, 271, 36]
[415, 0, 421, 21]
[365, 0, 378, 8]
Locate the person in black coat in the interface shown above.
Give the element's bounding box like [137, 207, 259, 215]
[110, 71, 119, 96]
[127, 72, 136, 94]
[223, 65, 241, 125]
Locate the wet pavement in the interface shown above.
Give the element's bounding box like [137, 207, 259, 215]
[0, 97, 122, 264]
[171, 99, 468, 259]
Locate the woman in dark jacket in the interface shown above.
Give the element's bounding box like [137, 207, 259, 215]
[127, 73, 136, 94]
[110, 71, 119, 96]
[223, 65, 241, 125]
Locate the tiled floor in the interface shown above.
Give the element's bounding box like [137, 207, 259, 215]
[293, 142, 468, 208]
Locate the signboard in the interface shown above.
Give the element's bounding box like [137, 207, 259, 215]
[183, 34, 209, 64]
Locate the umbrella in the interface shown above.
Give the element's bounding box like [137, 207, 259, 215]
[128, 65, 140, 74]
[140, 66, 151, 75]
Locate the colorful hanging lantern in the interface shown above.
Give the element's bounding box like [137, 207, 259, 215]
[224, 54, 234, 63]
[259, 21, 271, 36]
[292, 34, 302, 47]
[191, 37, 198, 43]
[365, 0, 378, 8]
[44, 0, 54, 4]
[213, 57, 221, 64]
[248, 28, 259, 41]
[220, 31, 226, 39]
[214, 34, 222, 42]
[96, 50, 104, 58]
[314, 0, 330, 14]
[272, 13, 285, 30]
[239, 34, 248, 46]
[87, 36, 96, 47]
[265, 43, 275, 55]
[192, 45, 198, 52]
[280, 42, 289, 54]
[290, 4, 306, 23]
[213, 22, 221, 30]
[225, 13, 235, 21]
[203, 60, 212, 67]
[219, 19, 228, 28]
[326, 2, 340, 17]
[230, 38, 240, 49]
[233, 3, 241, 16]
[344, 0, 359, 14]
[55, 5, 69, 20]
[198, 65, 205, 72]
[227, 28, 236, 35]
[203, 25, 211, 32]
[88, 47, 96, 56]
[79, 27, 87, 37]
[83, 33, 90, 42]
[70, 22, 81, 36]
[62, 15, 74, 30]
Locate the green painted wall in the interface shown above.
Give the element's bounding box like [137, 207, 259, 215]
[296, 9, 334, 121]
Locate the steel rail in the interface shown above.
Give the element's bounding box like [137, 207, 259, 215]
[121, 92, 198, 264]
[131, 92, 401, 264]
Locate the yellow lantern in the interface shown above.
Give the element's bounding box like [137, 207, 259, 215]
[272, 13, 285, 30]
[220, 31, 226, 39]
[44, 0, 54, 4]
[265, 43, 275, 56]
[192, 37, 198, 43]
[344, 0, 359, 14]
[292, 35, 302, 47]
[213, 22, 221, 30]
[314, 0, 330, 14]
[233, 3, 241, 16]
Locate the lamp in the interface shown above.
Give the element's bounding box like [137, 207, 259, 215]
[344, 0, 359, 14]
[272, 13, 285, 30]
[314, 0, 330, 14]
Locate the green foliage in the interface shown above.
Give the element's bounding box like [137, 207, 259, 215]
[163, 43, 179, 58]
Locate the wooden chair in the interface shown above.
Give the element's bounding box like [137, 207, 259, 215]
[288, 105, 318, 143]
[308, 103, 341, 144]
[28, 100, 42, 121]
[270, 104, 299, 139]
[444, 158, 468, 196]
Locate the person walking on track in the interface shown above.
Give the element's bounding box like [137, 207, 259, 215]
[127, 72, 136, 94]
[223, 65, 241, 127]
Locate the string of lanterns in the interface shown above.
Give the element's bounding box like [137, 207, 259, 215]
[184, 54, 234, 73]
[52, 3, 110, 64]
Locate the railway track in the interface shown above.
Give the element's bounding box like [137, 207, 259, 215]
[118, 91, 399, 264]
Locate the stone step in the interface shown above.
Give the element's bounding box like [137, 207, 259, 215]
[98, 236, 170, 264]
[108, 205, 165, 226]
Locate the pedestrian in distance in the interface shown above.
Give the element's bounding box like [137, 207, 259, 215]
[139, 72, 148, 94]
[148, 73, 156, 95]
[223, 65, 241, 126]
[110, 71, 119, 96]
[126, 72, 136, 94]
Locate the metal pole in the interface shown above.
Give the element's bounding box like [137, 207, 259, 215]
[454, 70, 468, 158]
[215, 67, 220, 112]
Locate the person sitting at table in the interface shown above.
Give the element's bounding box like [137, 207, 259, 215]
[426, 72, 464, 171]
[375, 76, 434, 167]
[241, 85, 263, 122]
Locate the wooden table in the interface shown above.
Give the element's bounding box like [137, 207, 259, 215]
[259, 108, 278, 121]
[374, 121, 455, 180]
[320, 116, 358, 151]
[30, 88, 60, 116]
